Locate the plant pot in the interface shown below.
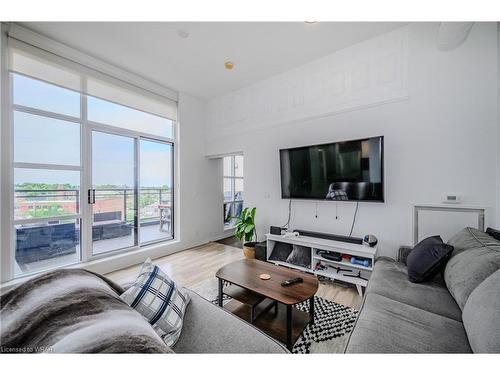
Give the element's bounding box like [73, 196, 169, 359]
[243, 242, 256, 259]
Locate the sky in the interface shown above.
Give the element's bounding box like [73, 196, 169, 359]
[13, 73, 173, 189]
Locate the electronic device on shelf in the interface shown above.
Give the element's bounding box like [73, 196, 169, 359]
[281, 277, 303, 287]
[270, 226, 283, 235]
[363, 234, 378, 247]
[317, 250, 342, 261]
[283, 231, 300, 238]
[293, 229, 363, 245]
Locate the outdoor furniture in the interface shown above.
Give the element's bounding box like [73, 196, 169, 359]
[159, 204, 171, 232]
[92, 211, 133, 241]
[15, 222, 78, 264]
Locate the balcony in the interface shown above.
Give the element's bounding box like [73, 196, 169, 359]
[14, 187, 172, 275]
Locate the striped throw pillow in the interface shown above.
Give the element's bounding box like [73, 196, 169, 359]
[120, 258, 191, 347]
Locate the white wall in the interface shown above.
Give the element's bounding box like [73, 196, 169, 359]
[177, 93, 225, 246]
[205, 23, 499, 257]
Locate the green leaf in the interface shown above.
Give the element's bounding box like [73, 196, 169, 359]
[250, 207, 256, 221]
[231, 206, 257, 242]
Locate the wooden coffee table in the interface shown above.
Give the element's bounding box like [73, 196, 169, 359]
[216, 259, 319, 351]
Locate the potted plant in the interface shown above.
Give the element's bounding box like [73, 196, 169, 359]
[232, 207, 257, 259]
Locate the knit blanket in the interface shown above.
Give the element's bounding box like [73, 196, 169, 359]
[0, 269, 171, 353]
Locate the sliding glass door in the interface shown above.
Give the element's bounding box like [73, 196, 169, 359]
[139, 139, 173, 244]
[91, 131, 137, 255]
[89, 131, 175, 256]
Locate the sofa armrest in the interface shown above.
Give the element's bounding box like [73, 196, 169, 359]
[397, 246, 413, 265]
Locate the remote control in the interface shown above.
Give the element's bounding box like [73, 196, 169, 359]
[281, 277, 303, 287]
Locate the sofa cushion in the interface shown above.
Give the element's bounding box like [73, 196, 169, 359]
[173, 291, 288, 353]
[345, 293, 471, 353]
[462, 269, 500, 353]
[366, 258, 462, 321]
[447, 227, 499, 256]
[406, 236, 453, 283]
[444, 228, 500, 310]
[120, 258, 191, 347]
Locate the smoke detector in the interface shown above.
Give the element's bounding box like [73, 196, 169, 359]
[176, 29, 190, 39]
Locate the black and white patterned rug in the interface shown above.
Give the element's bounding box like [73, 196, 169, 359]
[190, 278, 358, 354]
[291, 296, 358, 353]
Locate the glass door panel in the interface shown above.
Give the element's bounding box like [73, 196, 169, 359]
[91, 131, 137, 255]
[139, 139, 173, 244]
[13, 168, 81, 276]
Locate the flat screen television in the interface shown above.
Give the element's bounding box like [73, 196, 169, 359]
[280, 136, 384, 202]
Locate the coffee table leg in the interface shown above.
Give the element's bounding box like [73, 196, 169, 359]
[218, 278, 223, 307]
[286, 305, 293, 351]
[309, 296, 315, 325]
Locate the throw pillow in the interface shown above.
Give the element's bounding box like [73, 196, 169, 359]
[269, 242, 293, 262]
[286, 244, 311, 268]
[486, 227, 500, 242]
[120, 258, 191, 346]
[407, 235, 454, 283]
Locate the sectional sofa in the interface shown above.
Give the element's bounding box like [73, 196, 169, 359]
[345, 227, 500, 353]
[3, 226, 499, 353]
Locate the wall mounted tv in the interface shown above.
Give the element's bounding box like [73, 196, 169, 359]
[280, 136, 384, 202]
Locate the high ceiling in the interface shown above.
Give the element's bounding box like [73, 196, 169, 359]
[21, 22, 406, 99]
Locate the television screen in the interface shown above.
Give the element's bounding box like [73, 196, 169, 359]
[280, 136, 384, 202]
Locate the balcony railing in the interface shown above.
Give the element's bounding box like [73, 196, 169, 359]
[14, 187, 171, 223]
[14, 187, 172, 266]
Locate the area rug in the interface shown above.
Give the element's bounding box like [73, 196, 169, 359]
[190, 278, 358, 354]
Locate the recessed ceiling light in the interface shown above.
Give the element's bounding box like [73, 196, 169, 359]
[224, 61, 234, 70]
[177, 29, 190, 39]
[304, 21, 318, 24]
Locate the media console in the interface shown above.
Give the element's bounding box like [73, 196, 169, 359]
[265, 233, 377, 297]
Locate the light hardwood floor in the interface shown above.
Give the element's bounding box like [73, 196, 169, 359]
[106, 242, 362, 309]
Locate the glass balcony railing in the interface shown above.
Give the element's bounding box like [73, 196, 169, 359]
[14, 187, 172, 275]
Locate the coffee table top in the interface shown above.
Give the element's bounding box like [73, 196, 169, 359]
[216, 259, 319, 305]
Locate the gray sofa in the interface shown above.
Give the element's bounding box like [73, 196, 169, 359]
[345, 227, 500, 353]
[0, 268, 288, 354]
[174, 291, 288, 353]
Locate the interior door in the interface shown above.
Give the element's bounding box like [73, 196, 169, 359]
[90, 130, 138, 255]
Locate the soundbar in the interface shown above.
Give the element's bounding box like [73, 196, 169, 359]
[293, 229, 363, 245]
